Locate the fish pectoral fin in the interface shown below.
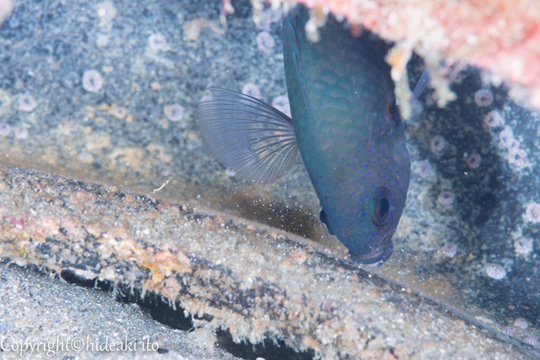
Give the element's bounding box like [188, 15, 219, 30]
[411, 68, 430, 101]
[318, 205, 335, 235]
[195, 87, 298, 184]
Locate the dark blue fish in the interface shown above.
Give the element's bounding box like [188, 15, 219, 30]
[195, 6, 427, 266]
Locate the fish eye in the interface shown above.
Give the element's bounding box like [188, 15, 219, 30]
[371, 186, 393, 227]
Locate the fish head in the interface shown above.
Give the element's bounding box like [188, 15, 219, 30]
[321, 93, 410, 267]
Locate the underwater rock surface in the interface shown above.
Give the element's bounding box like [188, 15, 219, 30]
[0, 0, 539, 358]
[0, 165, 528, 359]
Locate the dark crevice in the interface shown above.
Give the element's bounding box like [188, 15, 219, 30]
[59, 270, 315, 360]
[115, 286, 195, 331]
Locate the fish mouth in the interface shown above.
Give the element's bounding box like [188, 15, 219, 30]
[349, 230, 395, 267]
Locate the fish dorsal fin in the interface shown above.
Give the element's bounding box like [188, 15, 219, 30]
[283, 7, 314, 123]
[195, 87, 298, 184]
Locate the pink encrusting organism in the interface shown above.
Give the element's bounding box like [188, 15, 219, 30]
[82, 70, 104, 93]
[437, 191, 455, 206]
[501, 326, 515, 337]
[256, 31, 275, 53]
[514, 237, 533, 255]
[524, 202, 540, 223]
[498, 127, 515, 149]
[429, 135, 446, 152]
[0, 123, 11, 137]
[513, 318, 528, 329]
[148, 33, 167, 51]
[485, 263, 506, 280]
[165, 104, 185, 122]
[253, 10, 271, 30]
[496, 125, 528, 168]
[441, 242, 457, 258]
[412, 160, 434, 179]
[484, 110, 504, 127]
[474, 89, 494, 107]
[507, 148, 528, 167]
[253, 7, 283, 30]
[465, 152, 481, 169]
[0, 0, 13, 26]
[18, 94, 37, 112]
[524, 337, 539, 346]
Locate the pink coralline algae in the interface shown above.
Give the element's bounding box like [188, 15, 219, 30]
[525, 202, 540, 223]
[148, 33, 167, 51]
[429, 135, 446, 152]
[437, 191, 455, 206]
[82, 70, 104, 93]
[18, 94, 38, 112]
[292, 0, 540, 109]
[165, 104, 185, 122]
[474, 89, 494, 107]
[256, 31, 275, 53]
[485, 263, 506, 280]
[514, 237, 533, 255]
[242, 83, 261, 99]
